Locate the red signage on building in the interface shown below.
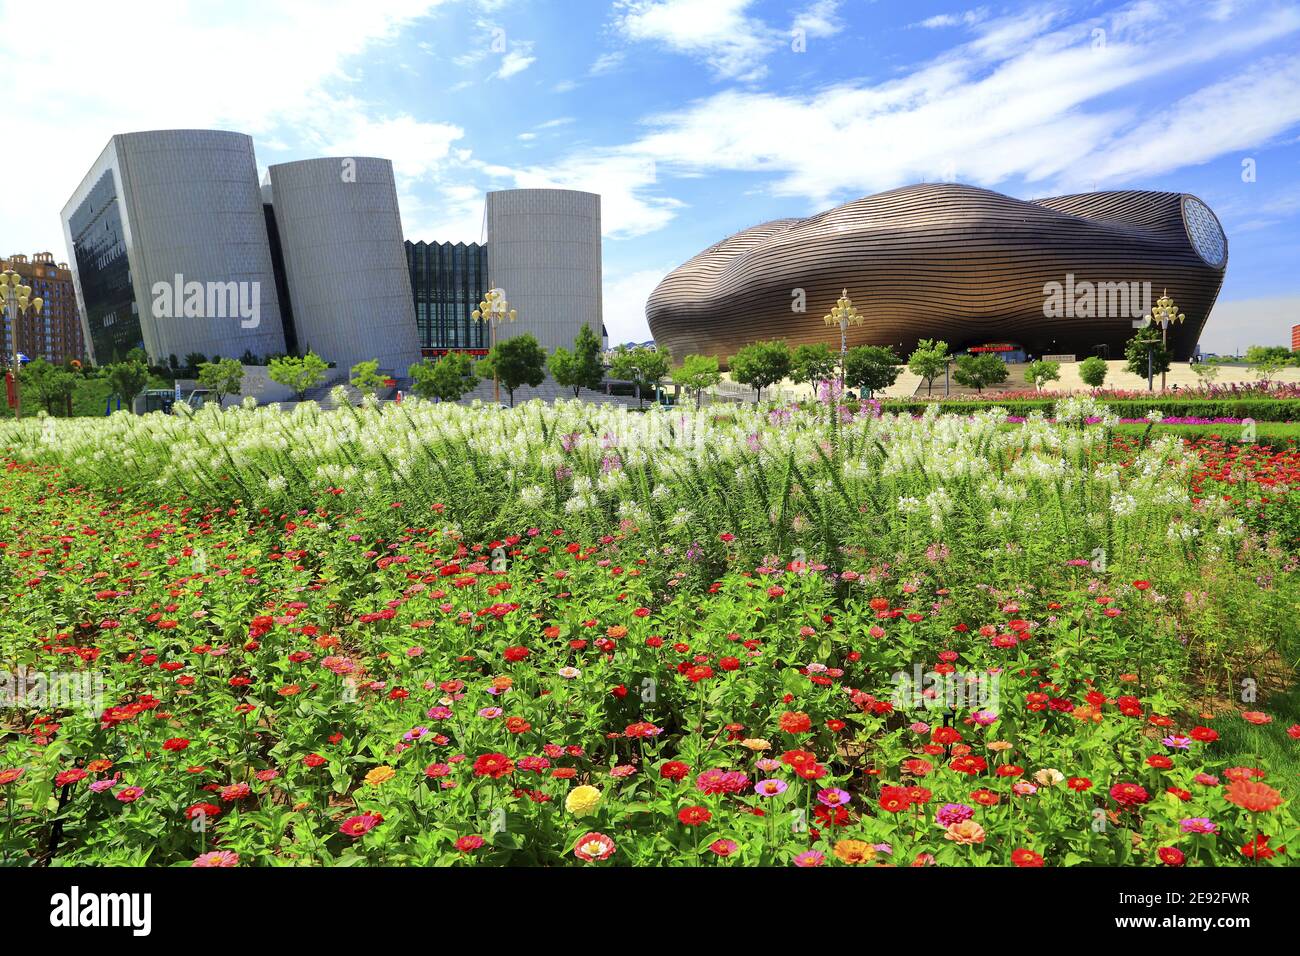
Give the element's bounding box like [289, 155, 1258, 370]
[421, 348, 490, 358]
[969, 343, 1017, 353]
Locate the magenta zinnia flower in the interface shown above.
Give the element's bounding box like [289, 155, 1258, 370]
[817, 787, 851, 808]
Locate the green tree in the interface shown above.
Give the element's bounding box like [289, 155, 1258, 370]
[1078, 355, 1109, 390]
[790, 342, 838, 388]
[953, 354, 1009, 393]
[1244, 345, 1293, 381]
[19, 358, 78, 415]
[843, 345, 900, 398]
[674, 354, 722, 409]
[349, 359, 385, 395]
[268, 351, 329, 401]
[409, 351, 479, 402]
[907, 339, 950, 396]
[728, 340, 791, 403]
[1124, 327, 1171, 390]
[104, 358, 150, 413]
[1024, 360, 1061, 393]
[609, 345, 671, 408]
[197, 357, 244, 407]
[481, 334, 547, 407]
[1192, 362, 1221, 385]
[1244, 344, 1294, 366]
[548, 324, 606, 398]
[183, 352, 207, 373]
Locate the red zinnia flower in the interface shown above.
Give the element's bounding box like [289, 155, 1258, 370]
[472, 753, 515, 779]
[1109, 782, 1150, 807]
[660, 761, 689, 781]
[1011, 848, 1044, 867]
[678, 805, 711, 826]
[778, 711, 812, 734]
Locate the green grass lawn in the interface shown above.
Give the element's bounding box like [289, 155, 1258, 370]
[1215, 685, 1300, 803]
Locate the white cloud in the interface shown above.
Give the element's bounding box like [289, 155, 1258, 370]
[590, 51, 626, 75]
[613, 0, 779, 81]
[915, 7, 988, 29]
[1, 0, 457, 254]
[594, 0, 1300, 210]
[603, 266, 675, 343]
[497, 153, 685, 239]
[497, 44, 537, 78]
[1066, 54, 1300, 188]
[792, 0, 844, 38]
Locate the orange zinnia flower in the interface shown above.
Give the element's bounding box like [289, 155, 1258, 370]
[833, 839, 876, 864]
[1224, 779, 1283, 813]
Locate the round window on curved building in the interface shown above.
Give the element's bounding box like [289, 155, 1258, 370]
[1183, 196, 1226, 268]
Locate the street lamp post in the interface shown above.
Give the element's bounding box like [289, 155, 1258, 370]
[822, 289, 865, 390]
[1, 269, 43, 421]
[1143, 289, 1185, 392]
[472, 287, 517, 406]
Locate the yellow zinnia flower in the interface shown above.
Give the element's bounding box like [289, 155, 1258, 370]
[565, 784, 602, 818]
[365, 766, 396, 786]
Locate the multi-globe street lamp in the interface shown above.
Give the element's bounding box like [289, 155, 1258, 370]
[1143, 289, 1185, 392]
[822, 289, 865, 390]
[472, 287, 516, 406]
[1, 269, 43, 420]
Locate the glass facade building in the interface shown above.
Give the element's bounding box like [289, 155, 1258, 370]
[405, 240, 488, 354]
[67, 170, 141, 364]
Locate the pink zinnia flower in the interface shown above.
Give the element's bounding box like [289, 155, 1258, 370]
[192, 850, 239, 867]
[340, 813, 383, 838]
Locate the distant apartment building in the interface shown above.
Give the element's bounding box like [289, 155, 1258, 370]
[1292, 323, 1300, 353]
[0, 252, 86, 365]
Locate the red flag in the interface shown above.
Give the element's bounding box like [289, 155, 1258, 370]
[5, 372, 16, 408]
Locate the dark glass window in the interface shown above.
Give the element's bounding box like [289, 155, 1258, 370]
[406, 240, 488, 353]
[68, 170, 141, 364]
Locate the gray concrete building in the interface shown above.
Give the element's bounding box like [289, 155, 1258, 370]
[61, 129, 287, 366]
[267, 157, 421, 374]
[484, 189, 602, 354]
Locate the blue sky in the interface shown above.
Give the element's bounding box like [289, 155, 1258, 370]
[4, 0, 1300, 351]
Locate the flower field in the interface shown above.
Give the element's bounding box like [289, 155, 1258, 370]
[1, 396, 1297, 866]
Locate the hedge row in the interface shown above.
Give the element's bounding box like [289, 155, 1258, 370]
[880, 398, 1300, 421]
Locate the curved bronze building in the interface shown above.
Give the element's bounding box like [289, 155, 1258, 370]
[646, 184, 1227, 364]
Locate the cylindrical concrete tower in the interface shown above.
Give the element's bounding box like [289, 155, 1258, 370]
[267, 157, 421, 374]
[484, 189, 602, 354]
[63, 129, 288, 365]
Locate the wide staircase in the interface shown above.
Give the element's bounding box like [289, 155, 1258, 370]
[454, 376, 647, 407]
